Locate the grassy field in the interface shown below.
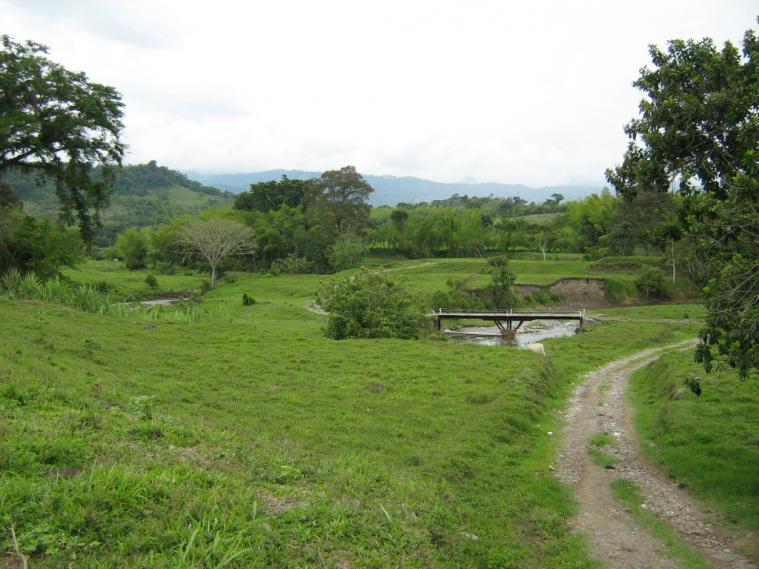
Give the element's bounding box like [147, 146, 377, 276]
[63, 256, 649, 301]
[0, 262, 706, 567]
[628, 351, 759, 557]
[63, 260, 210, 299]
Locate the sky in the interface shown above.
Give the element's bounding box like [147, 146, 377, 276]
[2, 0, 756, 187]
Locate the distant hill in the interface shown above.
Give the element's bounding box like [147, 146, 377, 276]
[187, 169, 602, 205]
[7, 161, 233, 245]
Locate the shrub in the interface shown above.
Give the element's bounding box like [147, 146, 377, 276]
[487, 255, 519, 309]
[145, 274, 159, 289]
[635, 268, 671, 300]
[317, 269, 428, 339]
[328, 235, 368, 272]
[271, 254, 313, 275]
[116, 227, 149, 270]
[242, 293, 256, 306]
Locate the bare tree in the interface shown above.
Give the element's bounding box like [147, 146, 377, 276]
[176, 219, 255, 286]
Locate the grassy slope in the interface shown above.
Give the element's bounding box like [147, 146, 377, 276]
[628, 352, 759, 542]
[0, 265, 702, 567]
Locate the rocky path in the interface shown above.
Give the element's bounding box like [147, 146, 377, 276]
[556, 341, 756, 569]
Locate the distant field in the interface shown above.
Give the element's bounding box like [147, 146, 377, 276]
[362, 256, 640, 293]
[520, 212, 562, 226]
[64, 256, 659, 302]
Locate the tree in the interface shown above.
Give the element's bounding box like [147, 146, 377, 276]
[116, 227, 149, 270]
[328, 233, 367, 271]
[0, 35, 125, 241]
[0, 203, 82, 279]
[176, 219, 255, 286]
[606, 24, 758, 377]
[234, 176, 314, 212]
[310, 166, 374, 233]
[487, 255, 518, 309]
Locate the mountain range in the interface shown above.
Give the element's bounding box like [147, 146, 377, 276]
[186, 169, 603, 206]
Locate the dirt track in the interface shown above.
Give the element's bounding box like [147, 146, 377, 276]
[556, 341, 756, 569]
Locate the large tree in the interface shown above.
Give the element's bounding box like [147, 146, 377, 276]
[310, 166, 374, 233]
[0, 35, 124, 241]
[606, 25, 758, 377]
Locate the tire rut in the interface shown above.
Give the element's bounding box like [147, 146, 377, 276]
[556, 341, 756, 569]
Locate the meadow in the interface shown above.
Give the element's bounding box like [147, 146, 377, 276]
[1, 258, 749, 567]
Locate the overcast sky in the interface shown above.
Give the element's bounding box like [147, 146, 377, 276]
[2, 1, 756, 186]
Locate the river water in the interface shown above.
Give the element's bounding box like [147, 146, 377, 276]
[445, 320, 580, 347]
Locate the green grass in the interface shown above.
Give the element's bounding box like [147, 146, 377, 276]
[590, 304, 706, 320]
[354, 257, 643, 296]
[587, 449, 619, 469]
[520, 213, 562, 226]
[0, 262, 705, 567]
[611, 479, 714, 569]
[628, 351, 759, 542]
[588, 433, 618, 447]
[63, 260, 209, 299]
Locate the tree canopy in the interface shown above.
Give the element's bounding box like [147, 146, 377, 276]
[0, 35, 124, 240]
[606, 24, 758, 377]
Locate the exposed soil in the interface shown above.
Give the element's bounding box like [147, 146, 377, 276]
[556, 341, 756, 569]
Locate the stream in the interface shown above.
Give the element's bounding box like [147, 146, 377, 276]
[445, 319, 580, 347]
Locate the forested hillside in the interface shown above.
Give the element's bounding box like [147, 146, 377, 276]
[5, 161, 233, 245]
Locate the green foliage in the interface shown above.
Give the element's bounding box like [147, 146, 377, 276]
[487, 255, 518, 309]
[144, 274, 159, 290]
[327, 233, 367, 271]
[635, 268, 671, 300]
[309, 166, 374, 234]
[317, 269, 428, 339]
[116, 227, 149, 270]
[606, 25, 759, 377]
[270, 254, 313, 275]
[1, 270, 129, 316]
[241, 293, 256, 306]
[7, 163, 234, 247]
[0, 35, 124, 241]
[234, 175, 313, 212]
[698, 253, 758, 377]
[0, 206, 83, 279]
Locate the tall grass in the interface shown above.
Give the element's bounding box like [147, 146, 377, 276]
[1, 268, 216, 322]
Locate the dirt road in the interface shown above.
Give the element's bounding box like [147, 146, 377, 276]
[556, 341, 756, 569]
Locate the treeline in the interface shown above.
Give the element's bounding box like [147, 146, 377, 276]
[112, 160, 232, 198]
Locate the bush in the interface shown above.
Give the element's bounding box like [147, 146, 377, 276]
[635, 268, 671, 300]
[317, 269, 428, 339]
[145, 274, 159, 289]
[487, 255, 519, 309]
[242, 293, 256, 306]
[116, 228, 149, 270]
[271, 254, 313, 275]
[328, 235, 368, 272]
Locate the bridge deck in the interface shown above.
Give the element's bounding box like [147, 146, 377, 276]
[433, 309, 585, 331]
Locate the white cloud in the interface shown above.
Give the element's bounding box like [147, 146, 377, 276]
[1, 0, 756, 186]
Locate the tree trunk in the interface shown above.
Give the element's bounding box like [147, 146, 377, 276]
[211, 263, 218, 287]
[671, 239, 676, 285]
